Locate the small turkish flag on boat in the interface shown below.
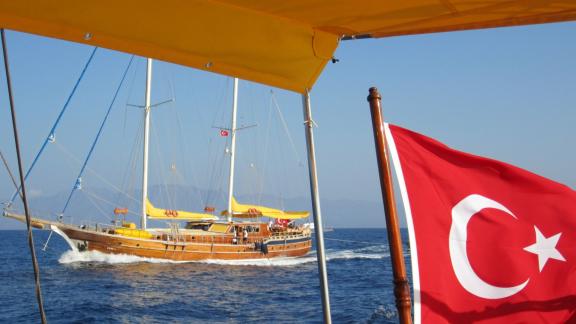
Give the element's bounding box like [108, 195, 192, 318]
[385, 123, 576, 323]
[220, 129, 229, 137]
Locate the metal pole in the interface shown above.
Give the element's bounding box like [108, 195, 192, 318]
[367, 87, 412, 324]
[141, 58, 152, 229]
[226, 78, 239, 222]
[1, 29, 48, 324]
[302, 90, 331, 323]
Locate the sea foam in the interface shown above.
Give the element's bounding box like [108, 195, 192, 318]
[58, 245, 388, 266]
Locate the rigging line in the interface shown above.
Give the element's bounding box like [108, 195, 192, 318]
[61, 55, 135, 216]
[205, 129, 223, 205]
[122, 57, 140, 138]
[54, 142, 139, 204]
[82, 190, 141, 220]
[9, 46, 98, 204]
[126, 126, 143, 208]
[257, 93, 275, 203]
[81, 190, 114, 221]
[206, 137, 221, 205]
[115, 117, 143, 208]
[271, 91, 302, 164]
[1, 29, 47, 324]
[173, 95, 205, 208]
[0, 149, 19, 197]
[149, 119, 171, 207]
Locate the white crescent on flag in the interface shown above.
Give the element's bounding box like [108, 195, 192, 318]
[449, 194, 530, 299]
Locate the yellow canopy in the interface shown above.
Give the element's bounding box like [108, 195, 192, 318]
[0, 1, 574, 93]
[222, 197, 309, 220]
[146, 199, 217, 221]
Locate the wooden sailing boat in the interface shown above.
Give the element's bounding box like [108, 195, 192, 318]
[5, 60, 312, 261]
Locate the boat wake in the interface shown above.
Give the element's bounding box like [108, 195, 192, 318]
[58, 250, 188, 264]
[199, 255, 318, 267]
[58, 245, 388, 266]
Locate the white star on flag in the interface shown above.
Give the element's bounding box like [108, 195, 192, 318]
[523, 226, 566, 272]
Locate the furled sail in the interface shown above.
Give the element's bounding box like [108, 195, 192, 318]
[146, 199, 217, 221]
[222, 197, 309, 219]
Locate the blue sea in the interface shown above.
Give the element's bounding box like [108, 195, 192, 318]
[0, 229, 412, 323]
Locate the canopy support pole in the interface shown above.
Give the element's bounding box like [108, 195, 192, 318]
[1, 29, 47, 324]
[141, 58, 152, 230]
[302, 90, 332, 323]
[367, 87, 412, 324]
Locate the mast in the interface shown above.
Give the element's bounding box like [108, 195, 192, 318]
[226, 77, 239, 222]
[141, 58, 153, 229]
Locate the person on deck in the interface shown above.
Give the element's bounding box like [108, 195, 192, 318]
[243, 228, 248, 243]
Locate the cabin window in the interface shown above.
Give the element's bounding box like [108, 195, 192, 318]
[247, 225, 259, 233]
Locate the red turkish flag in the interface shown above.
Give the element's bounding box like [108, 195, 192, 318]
[385, 124, 576, 323]
[220, 129, 229, 137]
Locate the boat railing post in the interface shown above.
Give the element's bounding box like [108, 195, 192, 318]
[367, 87, 412, 324]
[302, 90, 332, 323]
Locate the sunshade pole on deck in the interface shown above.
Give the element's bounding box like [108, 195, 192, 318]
[1, 29, 48, 324]
[367, 87, 412, 324]
[302, 90, 332, 323]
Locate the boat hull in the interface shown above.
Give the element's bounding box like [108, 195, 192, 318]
[4, 212, 312, 261]
[61, 226, 311, 261]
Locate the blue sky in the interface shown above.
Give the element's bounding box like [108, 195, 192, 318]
[1, 22, 574, 229]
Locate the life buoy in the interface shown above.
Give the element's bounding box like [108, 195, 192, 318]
[114, 207, 128, 215]
[164, 209, 178, 217]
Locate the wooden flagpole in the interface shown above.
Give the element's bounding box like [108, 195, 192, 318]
[367, 87, 412, 324]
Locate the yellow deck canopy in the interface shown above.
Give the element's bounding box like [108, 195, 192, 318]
[0, 1, 574, 93]
[222, 197, 309, 220]
[146, 199, 217, 221]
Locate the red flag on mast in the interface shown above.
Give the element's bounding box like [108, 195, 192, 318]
[220, 129, 229, 137]
[385, 123, 576, 323]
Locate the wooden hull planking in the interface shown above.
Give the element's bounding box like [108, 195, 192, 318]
[61, 226, 311, 261]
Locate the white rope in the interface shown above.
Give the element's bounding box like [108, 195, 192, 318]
[54, 142, 140, 204]
[82, 190, 112, 221]
[117, 120, 144, 208]
[271, 91, 302, 164]
[172, 91, 205, 208]
[257, 93, 275, 203]
[83, 188, 139, 218]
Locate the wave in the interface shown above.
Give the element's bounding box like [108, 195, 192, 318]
[366, 304, 398, 323]
[58, 245, 388, 266]
[326, 248, 387, 261]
